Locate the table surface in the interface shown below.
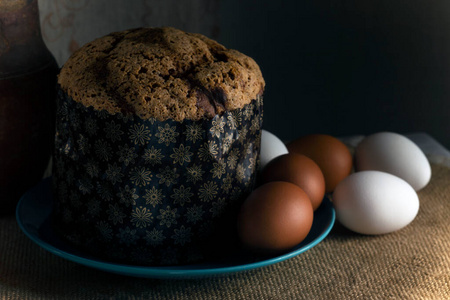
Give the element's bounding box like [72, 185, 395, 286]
[1, 132, 450, 299]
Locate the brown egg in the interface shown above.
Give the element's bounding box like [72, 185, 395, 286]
[237, 181, 314, 253]
[261, 153, 325, 211]
[287, 134, 352, 193]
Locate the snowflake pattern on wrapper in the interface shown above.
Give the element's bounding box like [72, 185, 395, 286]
[52, 88, 263, 265]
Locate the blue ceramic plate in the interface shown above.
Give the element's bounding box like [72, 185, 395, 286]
[16, 177, 335, 279]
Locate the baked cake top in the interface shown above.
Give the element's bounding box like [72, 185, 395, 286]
[58, 27, 265, 121]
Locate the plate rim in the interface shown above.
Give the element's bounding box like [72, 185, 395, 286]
[16, 178, 335, 279]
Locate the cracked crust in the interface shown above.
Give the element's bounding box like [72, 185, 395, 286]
[58, 27, 265, 121]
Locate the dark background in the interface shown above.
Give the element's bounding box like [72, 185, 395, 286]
[217, 0, 450, 148]
[39, 0, 450, 148]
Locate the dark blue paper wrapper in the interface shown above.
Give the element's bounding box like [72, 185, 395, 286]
[52, 88, 263, 265]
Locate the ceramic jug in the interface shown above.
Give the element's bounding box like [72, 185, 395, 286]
[0, 0, 58, 214]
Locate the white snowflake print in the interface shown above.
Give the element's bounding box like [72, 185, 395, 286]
[117, 227, 138, 246]
[129, 166, 152, 187]
[94, 139, 112, 161]
[107, 203, 126, 225]
[231, 110, 242, 127]
[186, 164, 204, 183]
[145, 228, 166, 246]
[157, 206, 179, 228]
[84, 116, 98, 136]
[156, 166, 179, 187]
[209, 116, 225, 138]
[146, 117, 157, 125]
[52, 91, 263, 265]
[250, 117, 260, 134]
[222, 174, 234, 193]
[230, 186, 243, 201]
[186, 205, 204, 224]
[170, 185, 193, 206]
[129, 124, 151, 145]
[243, 175, 252, 188]
[257, 95, 263, 107]
[77, 134, 90, 154]
[156, 123, 179, 146]
[117, 185, 139, 207]
[97, 182, 114, 201]
[238, 127, 248, 143]
[85, 161, 100, 178]
[227, 148, 239, 169]
[254, 132, 262, 149]
[172, 226, 192, 246]
[116, 112, 135, 123]
[243, 104, 253, 121]
[245, 141, 254, 155]
[144, 186, 165, 207]
[97, 110, 110, 120]
[58, 101, 69, 119]
[131, 206, 153, 228]
[211, 158, 226, 179]
[198, 141, 218, 161]
[63, 142, 71, 156]
[236, 163, 246, 183]
[227, 113, 237, 130]
[248, 156, 257, 173]
[117, 144, 138, 166]
[78, 178, 93, 195]
[143, 146, 164, 166]
[198, 181, 218, 202]
[184, 123, 204, 143]
[68, 110, 81, 130]
[170, 144, 193, 165]
[222, 132, 234, 154]
[104, 120, 123, 142]
[96, 221, 112, 240]
[210, 198, 227, 217]
[105, 163, 124, 184]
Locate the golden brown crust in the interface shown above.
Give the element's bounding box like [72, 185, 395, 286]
[58, 27, 265, 121]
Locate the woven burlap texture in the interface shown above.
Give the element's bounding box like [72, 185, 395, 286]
[1, 163, 449, 300]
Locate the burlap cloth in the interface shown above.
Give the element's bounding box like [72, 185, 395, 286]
[1, 162, 450, 299]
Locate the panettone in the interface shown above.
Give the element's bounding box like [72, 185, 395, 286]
[58, 27, 264, 121]
[52, 27, 264, 265]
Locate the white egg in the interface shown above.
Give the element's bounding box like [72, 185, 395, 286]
[260, 129, 288, 170]
[355, 132, 431, 191]
[333, 171, 419, 235]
